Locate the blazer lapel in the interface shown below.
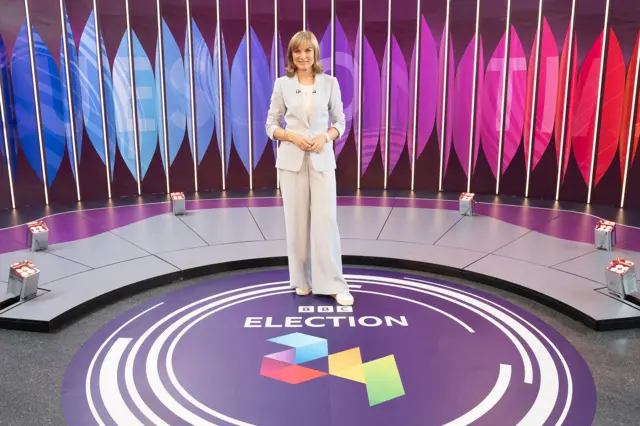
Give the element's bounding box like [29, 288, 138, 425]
[292, 73, 311, 128]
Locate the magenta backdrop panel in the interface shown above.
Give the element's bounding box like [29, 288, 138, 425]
[385, 0, 417, 190]
[528, 0, 572, 200]
[359, 0, 387, 189]
[249, 0, 276, 190]
[220, 0, 249, 190]
[412, 0, 447, 191]
[190, 0, 223, 193]
[591, 0, 639, 206]
[334, 0, 359, 189]
[442, 0, 479, 192]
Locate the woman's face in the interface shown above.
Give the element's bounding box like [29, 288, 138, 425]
[292, 42, 314, 71]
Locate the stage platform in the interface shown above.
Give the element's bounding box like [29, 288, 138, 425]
[1, 195, 640, 332]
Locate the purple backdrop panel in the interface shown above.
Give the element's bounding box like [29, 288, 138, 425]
[65, 0, 109, 200]
[95, 0, 137, 199]
[528, 0, 572, 200]
[472, 0, 506, 194]
[413, 0, 446, 191]
[160, 0, 195, 194]
[497, 0, 539, 197]
[27, 0, 78, 206]
[249, 0, 276, 190]
[1, 0, 46, 207]
[592, 0, 639, 206]
[558, 0, 607, 203]
[442, 0, 479, 192]
[359, 0, 387, 189]
[386, 0, 417, 190]
[334, 0, 359, 189]
[190, 0, 223, 192]
[220, 0, 250, 190]
[129, 0, 166, 195]
[307, 0, 331, 71]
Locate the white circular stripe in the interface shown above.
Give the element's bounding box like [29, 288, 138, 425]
[403, 276, 574, 426]
[345, 274, 560, 426]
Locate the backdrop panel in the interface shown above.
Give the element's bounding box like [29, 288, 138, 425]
[249, 0, 276, 190]
[385, 0, 417, 190]
[442, 0, 479, 192]
[95, 0, 137, 199]
[591, 0, 639, 206]
[413, 0, 447, 192]
[359, 0, 387, 189]
[190, 0, 223, 192]
[0, 0, 46, 207]
[220, 0, 249, 190]
[334, 0, 358, 189]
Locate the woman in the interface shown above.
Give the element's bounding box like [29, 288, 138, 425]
[265, 31, 353, 306]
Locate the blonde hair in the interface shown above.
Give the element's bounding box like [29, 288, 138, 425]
[285, 31, 324, 77]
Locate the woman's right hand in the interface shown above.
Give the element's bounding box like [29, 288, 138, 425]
[287, 132, 312, 150]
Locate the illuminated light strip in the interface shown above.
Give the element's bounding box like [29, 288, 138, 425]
[383, 0, 392, 189]
[92, 0, 112, 198]
[275, 0, 280, 190]
[524, 0, 544, 198]
[409, 0, 421, 191]
[620, 36, 640, 208]
[467, 0, 481, 193]
[24, 0, 49, 205]
[438, 0, 451, 191]
[0, 57, 15, 208]
[186, 0, 199, 192]
[303, 0, 306, 31]
[555, 0, 576, 201]
[245, 0, 253, 190]
[59, 0, 81, 201]
[495, 0, 512, 194]
[125, 0, 142, 194]
[215, 0, 226, 190]
[356, 0, 363, 188]
[156, 0, 171, 194]
[331, 0, 335, 77]
[586, 0, 611, 204]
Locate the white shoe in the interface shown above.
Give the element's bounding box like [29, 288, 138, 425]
[333, 292, 354, 306]
[295, 288, 311, 296]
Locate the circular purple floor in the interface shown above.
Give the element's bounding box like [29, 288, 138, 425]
[61, 268, 596, 425]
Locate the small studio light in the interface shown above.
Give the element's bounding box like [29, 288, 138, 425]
[594, 219, 616, 251]
[26, 220, 48, 251]
[171, 192, 185, 215]
[6, 260, 40, 301]
[605, 258, 637, 300]
[459, 192, 475, 216]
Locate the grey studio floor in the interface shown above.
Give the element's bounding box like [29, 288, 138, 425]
[0, 266, 638, 426]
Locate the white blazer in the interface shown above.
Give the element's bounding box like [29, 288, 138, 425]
[265, 73, 346, 172]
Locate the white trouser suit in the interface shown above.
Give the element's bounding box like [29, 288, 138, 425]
[265, 72, 349, 296]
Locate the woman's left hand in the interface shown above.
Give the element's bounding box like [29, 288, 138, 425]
[307, 135, 326, 153]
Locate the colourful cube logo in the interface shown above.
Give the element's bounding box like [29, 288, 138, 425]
[260, 332, 405, 406]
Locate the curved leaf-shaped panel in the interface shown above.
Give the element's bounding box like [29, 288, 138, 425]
[230, 32, 250, 172]
[0, 31, 17, 173]
[78, 11, 116, 177]
[571, 31, 603, 185]
[594, 29, 624, 187]
[32, 26, 66, 186]
[60, 9, 83, 180]
[131, 33, 158, 180]
[437, 30, 454, 173]
[12, 21, 44, 181]
[360, 36, 381, 176]
[113, 33, 137, 179]
[556, 30, 578, 181]
[156, 18, 187, 170]
[189, 20, 215, 165]
[409, 16, 437, 168]
[620, 33, 640, 178]
[250, 28, 271, 168]
[523, 17, 558, 172]
[213, 29, 232, 173]
[333, 18, 354, 158]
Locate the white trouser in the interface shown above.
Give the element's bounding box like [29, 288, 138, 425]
[279, 152, 349, 295]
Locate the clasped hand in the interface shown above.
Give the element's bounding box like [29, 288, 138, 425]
[289, 133, 326, 153]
